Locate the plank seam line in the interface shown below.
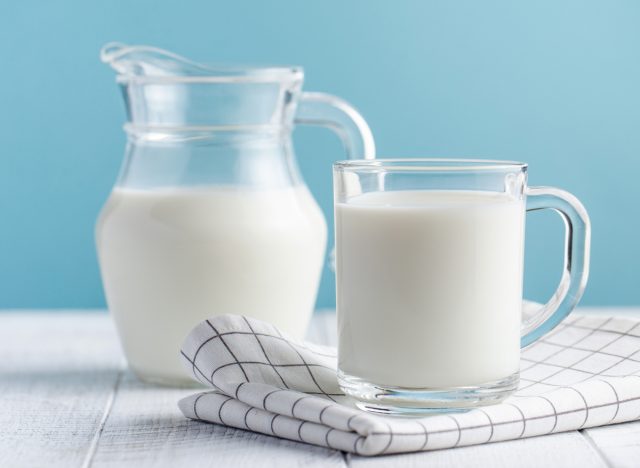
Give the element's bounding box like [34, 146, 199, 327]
[580, 429, 614, 468]
[342, 449, 350, 468]
[80, 369, 124, 468]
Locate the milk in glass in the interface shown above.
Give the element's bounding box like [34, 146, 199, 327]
[336, 190, 524, 388]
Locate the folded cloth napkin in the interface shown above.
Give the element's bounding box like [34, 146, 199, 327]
[178, 314, 640, 456]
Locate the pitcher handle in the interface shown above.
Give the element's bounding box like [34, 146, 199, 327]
[294, 92, 376, 159]
[521, 186, 591, 347]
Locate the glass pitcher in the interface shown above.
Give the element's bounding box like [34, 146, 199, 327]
[96, 43, 375, 385]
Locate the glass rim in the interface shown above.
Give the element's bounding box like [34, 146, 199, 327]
[116, 65, 304, 85]
[334, 158, 527, 172]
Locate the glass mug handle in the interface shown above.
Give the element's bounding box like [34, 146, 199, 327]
[521, 186, 591, 347]
[294, 92, 376, 159]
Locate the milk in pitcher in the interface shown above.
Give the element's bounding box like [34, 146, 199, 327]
[97, 185, 327, 383]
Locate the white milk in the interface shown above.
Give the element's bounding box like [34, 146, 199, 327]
[96, 186, 327, 384]
[336, 190, 524, 388]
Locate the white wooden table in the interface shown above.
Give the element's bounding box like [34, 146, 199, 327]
[2, 309, 639, 468]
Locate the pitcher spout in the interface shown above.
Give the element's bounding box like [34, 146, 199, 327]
[100, 42, 308, 129]
[100, 42, 213, 79]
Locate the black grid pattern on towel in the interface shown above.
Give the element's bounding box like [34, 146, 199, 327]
[516, 316, 640, 396]
[182, 317, 343, 398]
[179, 314, 640, 456]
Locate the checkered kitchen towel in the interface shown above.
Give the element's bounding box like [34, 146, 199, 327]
[178, 314, 640, 456]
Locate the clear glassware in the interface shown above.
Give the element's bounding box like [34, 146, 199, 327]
[333, 159, 590, 413]
[96, 43, 375, 385]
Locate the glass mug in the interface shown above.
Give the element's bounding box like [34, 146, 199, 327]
[333, 159, 590, 413]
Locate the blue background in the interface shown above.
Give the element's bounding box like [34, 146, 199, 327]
[1, 0, 639, 309]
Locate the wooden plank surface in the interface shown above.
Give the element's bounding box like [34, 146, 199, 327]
[348, 431, 608, 468]
[584, 421, 640, 468]
[88, 309, 346, 468]
[1, 309, 639, 468]
[0, 312, 123, 468]
[89, 371, 346, 468]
